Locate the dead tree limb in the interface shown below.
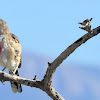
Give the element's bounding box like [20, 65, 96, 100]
[0, 18, 100, 100]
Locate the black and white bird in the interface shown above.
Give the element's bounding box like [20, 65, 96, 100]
[78, 18, 93, 26]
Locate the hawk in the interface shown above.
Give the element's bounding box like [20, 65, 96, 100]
[0, 19, 22, 93]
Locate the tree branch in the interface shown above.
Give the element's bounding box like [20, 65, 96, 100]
[0, 71, 42, 88]
[0, 19, 100, 100]
[43, 25, 100, 86]
[0, 71, 64, 100]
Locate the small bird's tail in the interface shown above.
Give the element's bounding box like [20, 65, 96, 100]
[9, 70, 22, 93]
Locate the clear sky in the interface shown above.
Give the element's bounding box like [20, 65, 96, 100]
[0, 0, 100, 66]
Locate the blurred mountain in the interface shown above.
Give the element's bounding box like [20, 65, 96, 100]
[0, 52, 100, 100]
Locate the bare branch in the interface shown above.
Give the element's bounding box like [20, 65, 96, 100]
[0, 71, 64, 100]
[0, 71, 42, 88]
[43, 25, 100, 86]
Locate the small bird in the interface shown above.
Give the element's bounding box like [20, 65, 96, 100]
[78, 18, 93, 26]
[78, 18, 93, 32]
[0, 19, 22, 93]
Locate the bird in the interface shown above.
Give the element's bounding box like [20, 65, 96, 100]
[0, 19, 22, 93]
[78, 18, 93, 26]
[78, 18, 93, 32]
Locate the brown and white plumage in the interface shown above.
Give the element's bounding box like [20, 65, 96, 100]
[0, 19, 10, 34]
[0, 19, 22, 93]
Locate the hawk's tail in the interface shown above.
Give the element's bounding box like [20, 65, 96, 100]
[9, 70, 22, 93]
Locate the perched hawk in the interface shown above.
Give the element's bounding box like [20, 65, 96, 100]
[0, 19, 22, 93]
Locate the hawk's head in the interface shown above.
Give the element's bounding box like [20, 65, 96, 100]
[0, 19, 10, 35]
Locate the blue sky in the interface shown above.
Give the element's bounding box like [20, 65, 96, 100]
[0, 0, 100, 100]
[0, 0, 100, 66]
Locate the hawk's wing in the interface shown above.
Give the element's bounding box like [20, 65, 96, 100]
[7, 33, 22, 68]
